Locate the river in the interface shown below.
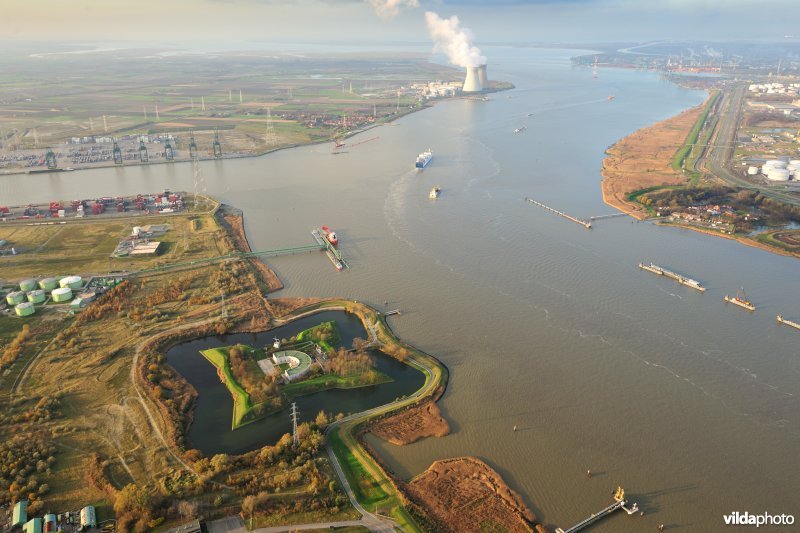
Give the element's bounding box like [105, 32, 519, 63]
[2, 46, 799, 531]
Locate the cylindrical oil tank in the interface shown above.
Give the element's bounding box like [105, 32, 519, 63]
[43, 514, 56, 533]
[6, 291, 25, 305]
[27, 289, 46, 303]
[747, 166, 758, 175]
[51, 287, 73, 302]
[59, 275, 83, 289]
[38, 277, 57, 290]
[15, 302, 35, 317]
[19, 279, 36, 292]
[767, 168, 791, 181]
[765, 159, 787, 169]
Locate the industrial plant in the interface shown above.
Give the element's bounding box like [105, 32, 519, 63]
[462, 64, 489, 93]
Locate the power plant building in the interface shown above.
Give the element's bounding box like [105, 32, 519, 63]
[462, 64, 488, 93]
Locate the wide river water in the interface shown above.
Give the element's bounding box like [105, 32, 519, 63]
[2, 47, 798, 531]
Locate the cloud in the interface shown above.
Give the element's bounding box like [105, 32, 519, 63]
[367, 0, 419, 19]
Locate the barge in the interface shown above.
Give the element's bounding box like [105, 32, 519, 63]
[777, 315, 800, 330]
[638, 262, 706, 292]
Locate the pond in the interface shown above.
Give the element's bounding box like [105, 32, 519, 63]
[166, 310, 426, 455]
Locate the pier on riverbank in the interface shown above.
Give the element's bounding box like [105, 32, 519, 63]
[524, 197, 592, 229]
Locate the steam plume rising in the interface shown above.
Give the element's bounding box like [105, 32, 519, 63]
[368, 0, 419, 20]
[424, 11, 485, 68]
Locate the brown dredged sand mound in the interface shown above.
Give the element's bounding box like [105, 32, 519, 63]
[370, 401, 450, 445]
[600, 100, 706, 219]
[405, 457, 545, 533]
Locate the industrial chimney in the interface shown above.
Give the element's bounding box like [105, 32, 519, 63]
[462, 66, 482, 93]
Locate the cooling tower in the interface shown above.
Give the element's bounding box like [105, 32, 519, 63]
[463, 66, 483, 93]
[477, 64, 488, 89]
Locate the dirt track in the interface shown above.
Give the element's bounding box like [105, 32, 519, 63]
[405, 457, 545, 533]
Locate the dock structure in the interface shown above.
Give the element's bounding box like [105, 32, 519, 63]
[555, 487, 640, 533]
[312, 229, 347, 271]
[777, 315, 800, 330]
[524, 197, 592, 229]
[639, 262, 706, 292]
[590, 213, 629, 221]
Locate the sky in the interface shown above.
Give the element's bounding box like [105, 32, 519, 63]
[3, 0, 799, 45]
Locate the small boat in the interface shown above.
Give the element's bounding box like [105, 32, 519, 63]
[429, 186, 441, 199]
[321, 225, 338, 246]
[724, 288, 755, 311]
[607, 95, 616, 101]
[514, 126, 527, 133]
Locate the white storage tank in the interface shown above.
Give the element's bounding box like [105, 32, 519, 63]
[15, 302, 35, 317]
[59, 276, 83, 289]
[27, 290, 46, 304]
[51, 287, 73, 303]
[6, 291, 25, 306]
[766, 168, 791, 181]
[19, 279, 36, 292]
[747, 166, 759, 175]
[765, 159, 787, 169]
[38, 277, 58, 291]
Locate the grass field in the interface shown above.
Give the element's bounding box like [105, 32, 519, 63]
[671, 91, 720, 172]
[200, 347, 254, 430]
[0, 211, 224, 282]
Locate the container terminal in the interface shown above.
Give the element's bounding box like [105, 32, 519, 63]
[776, 315, 800, 330]
[1, 190, 188, 222]
[638, 262, 706, 292]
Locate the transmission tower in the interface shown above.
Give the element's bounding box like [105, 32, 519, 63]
[290, 402, 299, 446]
[264, 108, 277, 147]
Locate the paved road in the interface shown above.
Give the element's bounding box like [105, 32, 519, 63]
[703, 84, 800, 206]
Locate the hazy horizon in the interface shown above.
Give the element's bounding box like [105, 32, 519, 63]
[4, 0, 800, 48]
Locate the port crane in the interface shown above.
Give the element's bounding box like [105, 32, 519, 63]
[112, 138, 123, 165]
[164, 136, 175, 161]
[188, 131, 198, 160]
